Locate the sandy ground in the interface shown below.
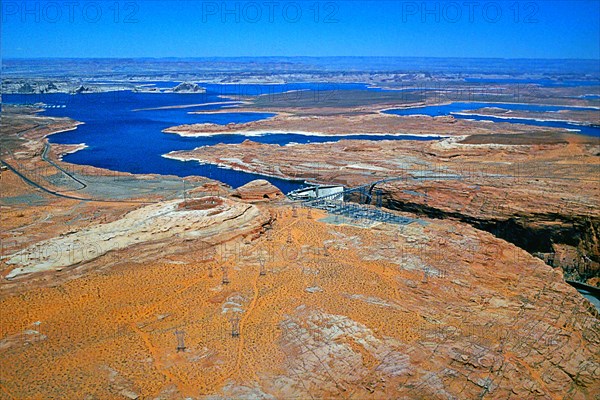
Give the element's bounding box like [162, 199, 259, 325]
[1, 201, 598, 399]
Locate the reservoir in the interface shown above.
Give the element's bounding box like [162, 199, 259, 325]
[4, 86, 434, 193]
[384, 102, 600, 137]
[5, 89, 599, 192]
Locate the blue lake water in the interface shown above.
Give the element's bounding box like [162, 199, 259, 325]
[3, 87, 435, 193]
[385, 102, 600, 137]
[6, 88, 599, 193]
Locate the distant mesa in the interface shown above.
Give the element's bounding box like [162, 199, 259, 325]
[170, 82, 206, 93]
[17, 82, 35, 94]
[43, 82, 60, 93]
[232, 179, 284, 202]
[18, 81, 63, 94]
[73, 85, 92, 94]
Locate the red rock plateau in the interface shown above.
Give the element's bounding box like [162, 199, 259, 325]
[1, 102, 599, 400]
[167, 127, 600, 285]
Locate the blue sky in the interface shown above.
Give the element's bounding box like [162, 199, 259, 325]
[2, 0, 599, 59]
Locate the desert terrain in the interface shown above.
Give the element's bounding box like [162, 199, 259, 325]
[1, 80, 599, 400]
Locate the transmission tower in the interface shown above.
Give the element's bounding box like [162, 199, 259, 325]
[182, 179, 187, 207]
[222, 265, 230, 285]
[259, 257, 266, 276]
[174, 329, 186, 352]
[312, 269, 319, 288]
[229, 314, 241, 337]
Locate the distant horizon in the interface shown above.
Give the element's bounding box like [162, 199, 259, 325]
[4, 56, 600, 61]
[4, 56, 599, 78]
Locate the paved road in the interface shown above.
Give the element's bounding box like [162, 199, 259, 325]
[0, 158, 155, 204]
[41, 143, 87, 190]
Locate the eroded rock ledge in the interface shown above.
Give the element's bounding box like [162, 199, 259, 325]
[3, 197, 268, 280]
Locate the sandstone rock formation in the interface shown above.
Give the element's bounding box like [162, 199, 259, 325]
[232, 179, 284, 202]
[4, 197, 268, 280]
[166, 133, 600, 286]
[171, 82, 206, 93]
